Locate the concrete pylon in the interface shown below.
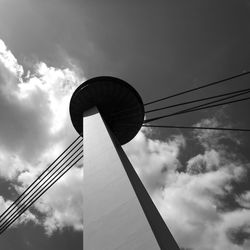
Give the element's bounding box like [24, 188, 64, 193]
[83, 107, 179, 250]
[69, 76, 180, 250]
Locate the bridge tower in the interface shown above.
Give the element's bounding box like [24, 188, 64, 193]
[70, 76, 179, 250]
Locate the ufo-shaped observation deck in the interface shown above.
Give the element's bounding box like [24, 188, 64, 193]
[69, 76, 144, 145]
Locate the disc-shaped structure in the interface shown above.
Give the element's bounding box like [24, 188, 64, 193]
[69, 76, 144, 145]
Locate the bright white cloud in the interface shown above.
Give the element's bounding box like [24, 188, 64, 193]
[125, 123, 250, 250]
[0, 146, 31, 180]
[34, 166, 83, 235]
[187, 149, 220, 174]
[0, 39, 23, 80]
[0, 39, 84, 234]
[124, 130, 185, 196]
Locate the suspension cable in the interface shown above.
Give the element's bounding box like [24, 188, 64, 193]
[0, 137, 82, 234]
[144, 93, 250, 123]
[144, 71, 250, 106]
[145, 88, 250, 113]
[0, 144, 82, 230]
[0, 138, 82, 226]
[0, 145, 82, 232]
[0, 150, 83, 235]
[0, 136, 82, 223]
[142, 124, 250, 132]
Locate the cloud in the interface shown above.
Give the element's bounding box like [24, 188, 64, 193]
[0, 39, 84, 233]
[125, 120, 250, 250]
[33, 166, 83, 235]
[0, 39, 23, 81]
[124, 129, 185, 196]
[0, 38, 83, 164]
[236, 192, 250, 209]
[187, 149, 220, 174]
[0, 195, 38, 229]
[192, 117, 241, 151]
[223, 210, 250, 249]
[0, 48, 77, 165]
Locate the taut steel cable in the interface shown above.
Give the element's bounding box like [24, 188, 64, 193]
[0, 150, 83, 235]
[144, 71, 250, 106]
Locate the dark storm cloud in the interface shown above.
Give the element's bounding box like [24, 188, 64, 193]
[227, 225, 250, 246]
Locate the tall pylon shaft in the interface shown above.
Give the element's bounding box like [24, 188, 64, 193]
[83, 107, 179, 250]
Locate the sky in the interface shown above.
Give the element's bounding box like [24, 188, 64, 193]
[0, 0, 250, 249]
